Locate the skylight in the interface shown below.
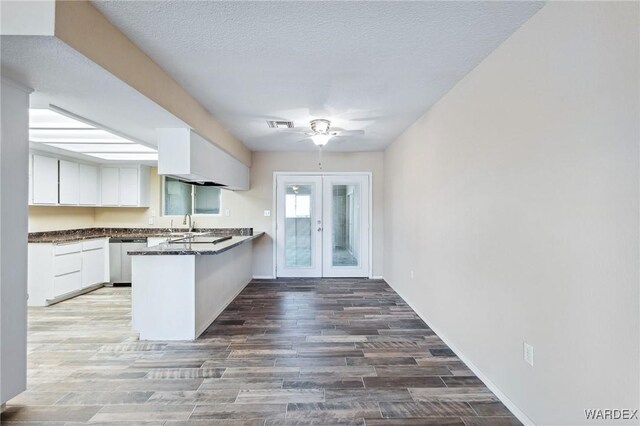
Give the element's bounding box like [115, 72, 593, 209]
[29, 108, 157, 162]
[83, 153, 159, 161]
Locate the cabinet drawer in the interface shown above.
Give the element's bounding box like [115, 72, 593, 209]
[54, 242, 82, 255]
[53, 271, 81, 298]
[82, 238, 105, 251]
[54, 252, 82, 276]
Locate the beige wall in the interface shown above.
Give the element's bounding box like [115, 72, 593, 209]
[384, 2, 639, 425]
[91, 151, 384, 277]
[28, 206, 95, 232]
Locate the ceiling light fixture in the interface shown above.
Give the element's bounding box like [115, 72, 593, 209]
[83, 153, 159, 161]
[310, 119, 331, 134]
[311, 133, 331, 146]
[28, 108, 157, 162]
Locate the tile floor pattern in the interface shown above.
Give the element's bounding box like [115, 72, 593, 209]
[2, 279, 522, 425]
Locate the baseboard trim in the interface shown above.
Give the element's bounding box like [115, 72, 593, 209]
[385, 279, 536, 426]
[370, 276, 384, 280]
[252, 275, 276, 280]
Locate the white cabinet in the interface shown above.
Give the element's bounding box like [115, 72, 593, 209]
[58, 160, 79, 205]
[82, 247, 107, 288]
[79, 164, 99, 205]
[100, 166, 150, 207]
[31, 154, 58, 204]
[28, 237, 110, 306]
[119, 167, 139, 206]
[29, 153, 151, 208]
[100, 167, 120, 206]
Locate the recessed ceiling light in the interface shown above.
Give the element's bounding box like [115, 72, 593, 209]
[29, 129, 134, 143]
[83, 153, 159, 161]
[29, 109, 94, 129]
[44, 143, 157, 153]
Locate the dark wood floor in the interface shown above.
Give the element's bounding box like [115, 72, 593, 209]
[2, 278, 521, 425]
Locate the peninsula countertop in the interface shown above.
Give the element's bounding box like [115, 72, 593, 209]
[28, 227, 253, 244]
[127, 233, 264, 256]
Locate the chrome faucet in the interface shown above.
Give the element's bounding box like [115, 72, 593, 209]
[183, 213, 193, 232]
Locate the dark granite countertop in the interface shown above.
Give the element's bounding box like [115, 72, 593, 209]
[127, 233, 264, 256]
[28, 227, 253, 243]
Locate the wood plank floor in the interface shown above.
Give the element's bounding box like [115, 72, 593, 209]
[2, 278, 521, 425]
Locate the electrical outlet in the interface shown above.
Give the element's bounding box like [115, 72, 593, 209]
[410, 270, 414, 279]
[523, 342, 534, 366]
[264, 209, 271, 217]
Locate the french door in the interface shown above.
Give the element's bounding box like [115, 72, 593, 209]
[276, 174, 370, 278]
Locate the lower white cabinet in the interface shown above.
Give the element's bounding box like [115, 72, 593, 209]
[28, 237, 110, 306]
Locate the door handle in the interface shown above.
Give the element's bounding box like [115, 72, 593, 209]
[317, 227, 322, 232]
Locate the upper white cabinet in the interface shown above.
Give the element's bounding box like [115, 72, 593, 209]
[78, 164, 99, 205]
[100, 167, 120, 206]
[30, 153, 150, 207]
[158, 128, 249, 190]
[58, 160, 79, 205]
[31, 154, 58, 204]
[119, 167, 139, 206]
[100, 166, 150, 207]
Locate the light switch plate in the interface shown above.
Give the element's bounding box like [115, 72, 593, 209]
[264, 210, 271, 217]
[225, 209, 230, 216]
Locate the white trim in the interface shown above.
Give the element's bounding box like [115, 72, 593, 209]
[252, 275, 276, 280]
[371, 276, 384, 280]
[386, 279, 536, 426]
[272, 171, 374, 279]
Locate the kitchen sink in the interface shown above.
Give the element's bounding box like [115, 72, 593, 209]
[168, 231, 213, 238]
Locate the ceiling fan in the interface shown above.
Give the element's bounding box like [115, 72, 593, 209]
[285, 118, 365, 147]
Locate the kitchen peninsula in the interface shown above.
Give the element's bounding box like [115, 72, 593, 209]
[128, 232, 264, 340]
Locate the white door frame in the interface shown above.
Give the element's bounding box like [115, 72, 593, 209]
[272, 172, 373, 279]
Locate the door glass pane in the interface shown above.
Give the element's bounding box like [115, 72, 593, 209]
[164, 177, 192, 215]
[332, 184, 360, 267]
[285, 184, 313, 267]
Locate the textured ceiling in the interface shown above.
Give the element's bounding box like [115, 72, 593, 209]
[92, 1, 544, 152]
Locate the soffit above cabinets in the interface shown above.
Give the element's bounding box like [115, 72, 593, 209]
[28, 107, 158, 164]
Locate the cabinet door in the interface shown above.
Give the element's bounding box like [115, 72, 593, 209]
[32, 155, 59, 204]
[58, 160, 79, 205]
[53, 271, 81, 298]
[79, 164, 99, 205]
[101, 167, 120, 206]
[119, 167, 139, 206]
[82, 248, 105, 288]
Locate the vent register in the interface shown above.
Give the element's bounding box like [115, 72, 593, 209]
[266, 120, 294, 129]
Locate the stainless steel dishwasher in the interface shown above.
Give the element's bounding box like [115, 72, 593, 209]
[108, 238, 147, 285]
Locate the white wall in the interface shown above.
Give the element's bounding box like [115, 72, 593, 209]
[384, 2, 639, 425]
[0, 79, 30, 405]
